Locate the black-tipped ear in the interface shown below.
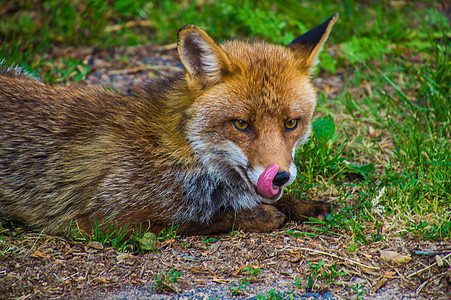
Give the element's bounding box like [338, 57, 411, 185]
[287, 13, 339, 74]
[177, 25, 233, 89]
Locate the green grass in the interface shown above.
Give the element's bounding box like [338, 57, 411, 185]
[229, 276, 250, 296]
[1, 0, 449, 262]
[153, 267, 183, 293]
[288, 2, 449, 244]
[69, 213, 179, 253]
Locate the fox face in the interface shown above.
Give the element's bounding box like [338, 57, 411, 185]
[178, 15, 338, 206]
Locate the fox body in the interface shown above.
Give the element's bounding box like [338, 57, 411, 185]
[0, 14, 338, 235]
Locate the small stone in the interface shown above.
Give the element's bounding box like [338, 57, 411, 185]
[87, 241, 104, 250]
[116, 253, 134, 262]
[209, 241, 222, 253]
[380, 250, 411, 264]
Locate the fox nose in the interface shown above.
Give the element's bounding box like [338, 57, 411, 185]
[273, 171, 290, 188]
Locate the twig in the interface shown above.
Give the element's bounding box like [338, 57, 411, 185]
[294, 247, 380, 270]
[406, 252, 451, 278]
[416, 273, 444, 296]
[413, 250, 451, 256]
[16, 294, 33, 300]
[63, 271, 80, 282]
[159, 43, 177, 50]
[27, 229, 45, 256]
[108, 65, 182, 75]
[105, 20, 153, 32]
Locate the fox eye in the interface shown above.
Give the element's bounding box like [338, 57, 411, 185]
[285, 119, 298, 131]
[233, 119, 250, 132]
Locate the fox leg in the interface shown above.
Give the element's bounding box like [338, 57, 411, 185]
[165, 193, 330, 236]
[272, 192, 331, 221]
[177, 204, 287, 236]
[234, 204, 288, 232]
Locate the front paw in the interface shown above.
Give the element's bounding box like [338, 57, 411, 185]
[235, 204, 288, 232]
[273, 193, 331, 222]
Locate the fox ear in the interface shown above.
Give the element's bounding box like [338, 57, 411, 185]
[177, 25, 233, 89]
[287, 13, 339, 75]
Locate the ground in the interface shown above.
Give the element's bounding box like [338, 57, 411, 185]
[1, 42, 450, 300]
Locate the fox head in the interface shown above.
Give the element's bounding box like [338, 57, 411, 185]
[177, 14, 338, 204]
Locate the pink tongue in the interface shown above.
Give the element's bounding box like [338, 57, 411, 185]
[256, 164, 280, 198]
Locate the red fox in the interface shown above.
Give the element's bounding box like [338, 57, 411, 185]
[0, 14, 338, 236]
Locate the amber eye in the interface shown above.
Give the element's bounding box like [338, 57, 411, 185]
[285, 119, 298, 131]
[233, 119, 250, 132]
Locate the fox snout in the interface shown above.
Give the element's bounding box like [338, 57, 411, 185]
[273, 170, 290, 187]
[252, 163, 296, 203]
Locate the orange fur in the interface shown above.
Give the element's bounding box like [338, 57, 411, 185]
[0, 14, 338, 235]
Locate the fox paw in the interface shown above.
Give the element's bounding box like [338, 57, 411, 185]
[273, 193, 331, 222]
[235, 204, 288, 232]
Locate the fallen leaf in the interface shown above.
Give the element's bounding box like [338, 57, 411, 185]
[380, 250, 399, 261]
[31, 250, 49, 259]
[393, 254, 412, 264]
[435, 255, 443, 267]
[136, 232, 156, 251]
[383, 271, 396, 278]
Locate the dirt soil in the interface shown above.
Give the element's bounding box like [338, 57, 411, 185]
[1, 44, 450, 299]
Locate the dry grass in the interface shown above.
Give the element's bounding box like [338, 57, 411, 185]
[1, 221, 449, 299]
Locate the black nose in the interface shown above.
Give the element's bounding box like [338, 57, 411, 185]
[273, 171, 290, 188]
